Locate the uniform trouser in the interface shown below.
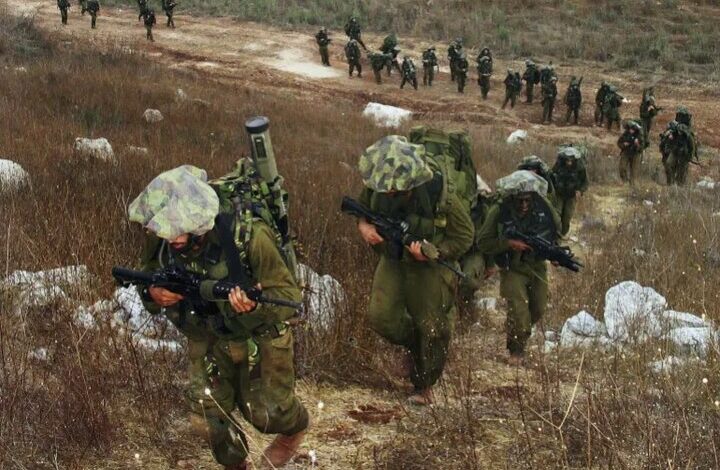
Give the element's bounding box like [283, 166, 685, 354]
[457, 74, 466, 93]
[348, 61, 361, 77]
[372, 68, 382, 84]
[368, 257, 456, 390]
[566, 106, 579, 124]
[423, 66, 434, 86]
[619, 151, 641, 185]
[450, 63, 456, 81]
[400, 76, 417, 90]
[526, 83, 534, 103]
[542, 100, 555, 122]
[458, 250, 487, 302]
[665, 153, 690, 186]
[502, 91, 516, 109]
[641, 117, 653, 136]
[352, 35, 367, 50]
[500, 265, 548, 355]
[594, 105, 604, 125]
[146, 26, 153, 41]
[166, 13, 174, 28]
[319, 45, 329, 65]
[60, 8, 68, 24]
[479, 76, 490, 99]
[606, 114, 620, 131]
[556, 195, 576, 236]
[91, 13, 96, 28]
[186, 331, 309, 467]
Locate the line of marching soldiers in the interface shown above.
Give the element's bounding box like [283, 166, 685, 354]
[55, 0, 176, 38]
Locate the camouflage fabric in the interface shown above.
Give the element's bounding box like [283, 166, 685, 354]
[495, 170, 548, 199]
[128, 165, 220, 240]
[358, 136, 432, 193]
[518, 155, 550, 174]
[558, 146, 583, 160]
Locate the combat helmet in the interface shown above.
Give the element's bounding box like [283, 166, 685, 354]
[518, 155, 550, 175]
[675, 106, 692, 126]
[496, 170, 548, 199]
[557, 146, 583, 161]
[358, 135, 433, 193]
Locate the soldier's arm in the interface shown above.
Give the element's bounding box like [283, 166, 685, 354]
[577, 168, 589, 193]
[137, 232, 177, 316]
[435, 193, 474, 261]
[476, 204, 510, 256]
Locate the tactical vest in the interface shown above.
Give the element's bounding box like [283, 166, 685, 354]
[495, 195, 558, 268]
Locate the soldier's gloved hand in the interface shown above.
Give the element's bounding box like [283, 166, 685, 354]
[148, 286, 184, 307]
[229, 285, 258, 314]
[508, 240, 532, 252]
[358, 220, 384, 245]
[408, 241, 429, 262]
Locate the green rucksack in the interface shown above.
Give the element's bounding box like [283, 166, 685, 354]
[408, 126, 478, 214]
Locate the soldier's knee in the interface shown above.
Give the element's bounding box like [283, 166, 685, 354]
[247, 399, 309, 435]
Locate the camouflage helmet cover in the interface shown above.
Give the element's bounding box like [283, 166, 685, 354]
[358, 135, 433, 193]
[496, 170, 548, 199]
[557, 146, 583, 160]
[518, 155, 550, 173]
[128, 165, 220, 240]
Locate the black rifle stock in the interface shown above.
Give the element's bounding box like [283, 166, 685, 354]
[340, 196, 467, 279]
[503, 228, 583, 272]
[111, 265, 302, 310]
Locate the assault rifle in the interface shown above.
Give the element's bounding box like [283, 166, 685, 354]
[340, 196, 466, 279]
[504, 228, 583, 272]
[112, 265, 303, 310]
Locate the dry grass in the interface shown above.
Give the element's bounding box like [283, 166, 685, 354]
[1, 9, 720, 469]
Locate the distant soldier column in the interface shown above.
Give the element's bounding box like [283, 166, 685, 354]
[421, 46, 438, 87]
[315, 27, 331, 66]
[455, 52, 469, 93]
[594, 82, 609, 127]
[400, 56, 418, 90]
[344, 39, 362, 78]
[662, 107, 699, 185]
[447, 38, 463, 82]
[344, 16, 367, 50]
[161, 0, 176, 28]
[603, 86, 623, 131]
[541, 76, 558, 124]
[368, 50, 391, 84]
[57, 0, 70, 24]
[476, 48, 493, 100]
[564, 76, 583, 125]
[86, 0, 99, 28]
[522, 60, 540, 103]
[502, 69, 521, 109]
[143, 8, 156, 41]
[551, 146, 588, 236]
[617, 120, 644, 186]
[639, 86, 661, 136]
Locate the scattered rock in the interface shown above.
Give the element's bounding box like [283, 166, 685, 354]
[74, 137, 115, 163]
[665, 327, 715, 357]
[659, 310, 708, 329]
[28, 348, 49, 361]
[126, 146, 149, 157]
[603, 281, 666, 342]
[0, 159, 31, 192]
[649, 356, 686, 374]
[560, 311, 608, 347]
[544, 340, 558, 353]
[362, 102, 412, 128]
[143, 109, 164, 124]
[4, 265, 91, 288]
[643, 200, 655, 207]
[296, 264, 345, 331]
[506, 129, 528, 145]
[474, 297, 497, 311]
[696, 177, 716, 190]
[135, 336, 183, 352]
[175, 88, 188, 103]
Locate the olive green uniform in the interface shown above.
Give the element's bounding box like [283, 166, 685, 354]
[360, 187, 474, 390]
[315, 29, 331, 66]
[551, 160, 588, 236]
[140, 221, 308, 467]
[617, 128, 643, 185]
[477, 196, 560, 355]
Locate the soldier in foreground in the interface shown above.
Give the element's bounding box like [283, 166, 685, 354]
[368, 50, 391, 84]
[422, 46, 438, 86]
[617, 120, 644, 185]
[564, 76, 583, 125]
[518, 155, 557, 206]
[639, 86, 661, 136]
[345, 39, 362, 78]
[477, 171, 561, 363]
[344, 16, 367, 50]
[315, 27, 331, 66]
[400, 56, 418, 90]
[353, 136, 473, 405]
[502, 69, 521, 109]
[522, 60, 540, 103]
[541, 76, 558, 124]
[603, 86, 623, 131]
[455, 52, 469, 93]
[161, 0, 176, 28]
[126, 165, 308, 470]
[477, 54, 492, 99]
[142, 8, 156, 41]
[86, 0, 99, 28]
[594, 81, 610, 126]
[57, 0, 70, 24]
[662, 107, 699, 185]
[551, 146, 588, 236]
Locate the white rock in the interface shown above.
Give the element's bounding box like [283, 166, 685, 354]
[696, 178, 716, 190]
[474, 297, 497, 311]
[24, 285, 67, 307]
[0, 159, 31, 192]
[603, 281, 666, 342]
[4, 265, 90, 288]
[126, 146, 149, 156]
[643, 200, 654, 207]
[28, 348, 49, 361]
[362, 102, 412, 128]
[135, 337, 183, 353]
[296, 263, 345, 331]
[659, 310, 709, 329]
[175, 88, 188, 103]
[74, 137, 115, 163]
[560, 310, 607, 346]
[665, 327, 715, 357]
[506, 129, 528, 145]
[143, 109, 164, 124]
[113, 286, 155, 333]
[544, 340, 558, 353]
[14, 66, 27, 73]
[73, 299, 114, 329]
[544, 330, 558, 342]
[649, 356, 686, 374]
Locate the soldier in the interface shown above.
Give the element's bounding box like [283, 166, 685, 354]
[564, 76, 583, 125]
[539, 62, 556, 87]
[368, 50, 391, 84]
[447, 38, 463, 82]
[639, 86, 661, 136]
[57, 0, 70, 24]
[78, 0, 86, 14]
[162, 0, 176, 28]
[400, 56, 418, 90]
[603, 85, 623, 131]
[522, 60, 540, 103]
[344, 16, 367, 50]
[344, 39, 362, 78]
[315, 27, 331, 66]
[421, 46, 438, 87]
[455, 52, 469, 93]
[137, 0, 148, 21]
[662, 107, 699, 185]
[86, 0, 99, 28]
[551, 147, 588, 236]
[594, 81, 610, 126]
[142, 8, 156, 42]
[389, 46, 402, 75]
[477, 54, 492, 100]
[541, 76, 558, 124]
[617, 120, 644, 185]
[477, 170, 561, 363]
[128, 165, 308, 470]
[518, 155, 557, 206]
[354, 136, 474, 405]
[379, 34, 397, 75]
[502, 69, 521, 109]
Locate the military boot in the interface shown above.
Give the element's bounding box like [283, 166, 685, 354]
[408, 387, 434, 406]
[262, 429, 307, 468]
